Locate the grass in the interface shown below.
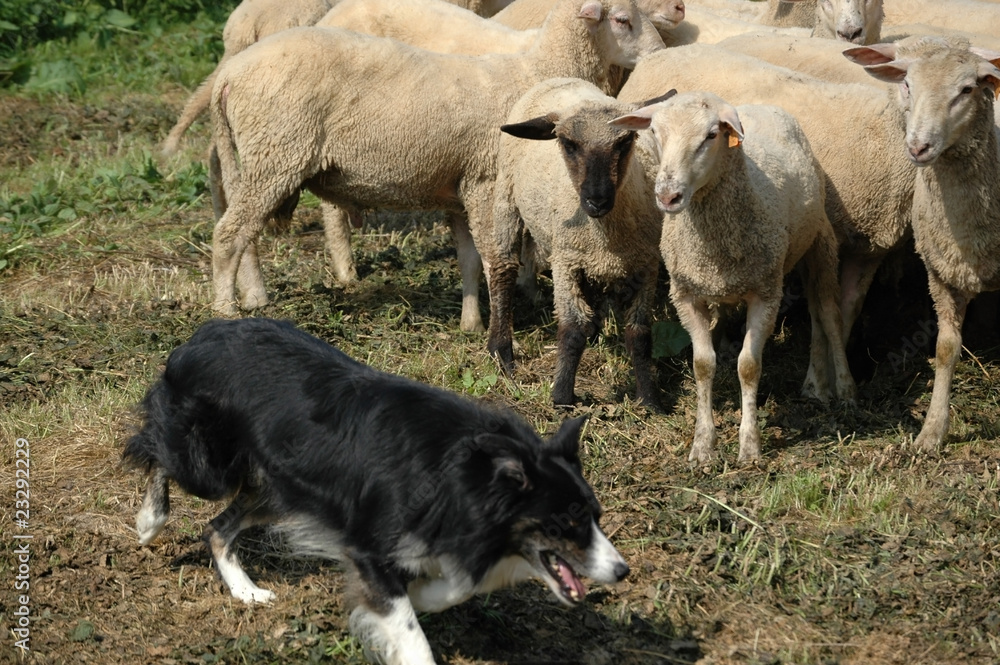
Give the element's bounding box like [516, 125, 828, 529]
[2, 7, 1000, 665]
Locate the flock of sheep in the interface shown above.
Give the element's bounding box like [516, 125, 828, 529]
[161, 0, 1000, 464]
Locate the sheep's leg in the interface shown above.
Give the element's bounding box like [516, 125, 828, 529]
[516, 233, 542, 305]
[839, 252, 885, 344]
[321, 201, 359, 284]
[621, 263, 660, 409]
[736, 293, 780, 463]
[673, 292, 717, 463]
[802, 234, 856, 403]
[447, 211, 486, 333]
[235, 239, 268, 310]
[212, 198, 266, 316]
[913, 273, 969, 453]
[487, 254, 522, 374]
[551, 266, 596, 407]
[208, 144, 227, 222]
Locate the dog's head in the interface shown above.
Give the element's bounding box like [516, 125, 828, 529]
[478, 416, 630, 605]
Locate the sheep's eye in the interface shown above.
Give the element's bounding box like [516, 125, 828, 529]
[616, 132, 635, 148]
[613, 15, 631, 28]
[560, 137, 579, 154]
[706, 129, 718, 141]
[960, 85, 974, 95]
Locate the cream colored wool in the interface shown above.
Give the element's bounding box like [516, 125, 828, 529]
[846, 39, 1000, 451]
[612, 92, 855, 463]
[317, 0, 540, 54]
[619, 43, 916, 353]
[161, 0, 335, 157]
[209, 0, 664, 328]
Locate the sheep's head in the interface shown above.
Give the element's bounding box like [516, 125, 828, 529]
[637, 0, 685, 32]
[845, 38, 1000, 165]
[502, 90, 674, 218]
[610, 91, 743, 214]
[576, 0, 665, 69]
[783, 0, 883, 44]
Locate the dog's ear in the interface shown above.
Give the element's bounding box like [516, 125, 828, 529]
[544, 416, 587, 463]
[493, 456, 533, 492]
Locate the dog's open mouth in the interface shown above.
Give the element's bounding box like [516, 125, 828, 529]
[542, 550, 587, 603]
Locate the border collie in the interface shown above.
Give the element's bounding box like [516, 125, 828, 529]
[123, 318, 629, 665]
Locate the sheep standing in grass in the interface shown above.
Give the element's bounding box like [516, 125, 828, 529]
[488, 79, 674, 408]
[161, 0, 334, 157]
[611, 92, 855, 463]
[618, 44, 917, 363]
[844, 38, 1000, 451]
[209, 0, 664, 326]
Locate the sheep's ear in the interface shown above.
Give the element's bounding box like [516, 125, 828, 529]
[578, 1, 603, 24]
[977, 60, 1000, 100]
[501, 115, 558, 140]
[634, 89, 677, 108]
[608, 106, 657, 130]
[862, 61, 910, 83]
[971, 49, 1000, 98]
[718, 104, 744, 148]
[842, 43, 898, 66]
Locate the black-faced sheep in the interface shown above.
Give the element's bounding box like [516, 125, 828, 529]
[611, 91, 856, 463]
[487, 78, 675, 408]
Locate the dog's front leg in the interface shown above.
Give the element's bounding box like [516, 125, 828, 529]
[407, 577, 473, 613]
[350, 596, 435, 665]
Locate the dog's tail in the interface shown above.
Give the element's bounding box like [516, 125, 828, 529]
[124, 374, 251, 544]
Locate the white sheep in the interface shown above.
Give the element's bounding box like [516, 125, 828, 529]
[610, 91, 856, 463]
[488, 78, 675, 408]
[676, 0, 883, 44]
[317, 0, 540, 54]
[161, 0, 335, 157]
[882, 0, 1000, 39]
[493, 0, 686, 38]
[618, 43, 917, 367]
[843, 38, 1000, 451]
[209, 0, 664, 328]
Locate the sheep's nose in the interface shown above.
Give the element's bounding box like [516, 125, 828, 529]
[838, 27, 864, 42]
[613, 561, 630, 581]
[583, 197, 614, 217]
[908, 142, 933, 163]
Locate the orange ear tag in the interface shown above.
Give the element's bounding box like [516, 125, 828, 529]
[728, 133, 742, 148]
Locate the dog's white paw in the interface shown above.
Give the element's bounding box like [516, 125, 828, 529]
[136, 508, 168, 546]
[232, 585, 276, 605]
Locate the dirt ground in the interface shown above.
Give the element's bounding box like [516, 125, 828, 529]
[1, 94, 999, 665]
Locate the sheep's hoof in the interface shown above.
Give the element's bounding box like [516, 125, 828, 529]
[240, 290, 268, 311]
[212, 300, 240, 317]
[912, 429, 944, 455]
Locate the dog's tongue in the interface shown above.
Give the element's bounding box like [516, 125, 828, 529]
[557, 556, 587, 600]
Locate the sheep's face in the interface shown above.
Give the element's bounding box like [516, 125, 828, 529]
[845, 40, 1000, 165]
[502, 103, 641, 218]
[579, 0, 665, 69]
[818, 0, 882, 45]
[637, 0, 685, 31]
[611, 92, 743, 214]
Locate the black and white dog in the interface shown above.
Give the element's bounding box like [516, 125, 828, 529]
[124, 318, 629, 665]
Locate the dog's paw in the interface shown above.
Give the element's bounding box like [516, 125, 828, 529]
[233, 585, 276, 605]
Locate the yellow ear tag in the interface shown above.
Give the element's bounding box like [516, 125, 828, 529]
[728, 133, 742, 148]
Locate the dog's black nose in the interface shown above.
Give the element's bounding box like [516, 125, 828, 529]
[613, 561, 630, 581]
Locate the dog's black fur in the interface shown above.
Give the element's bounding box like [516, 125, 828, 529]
[124, 318, 628, 664]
